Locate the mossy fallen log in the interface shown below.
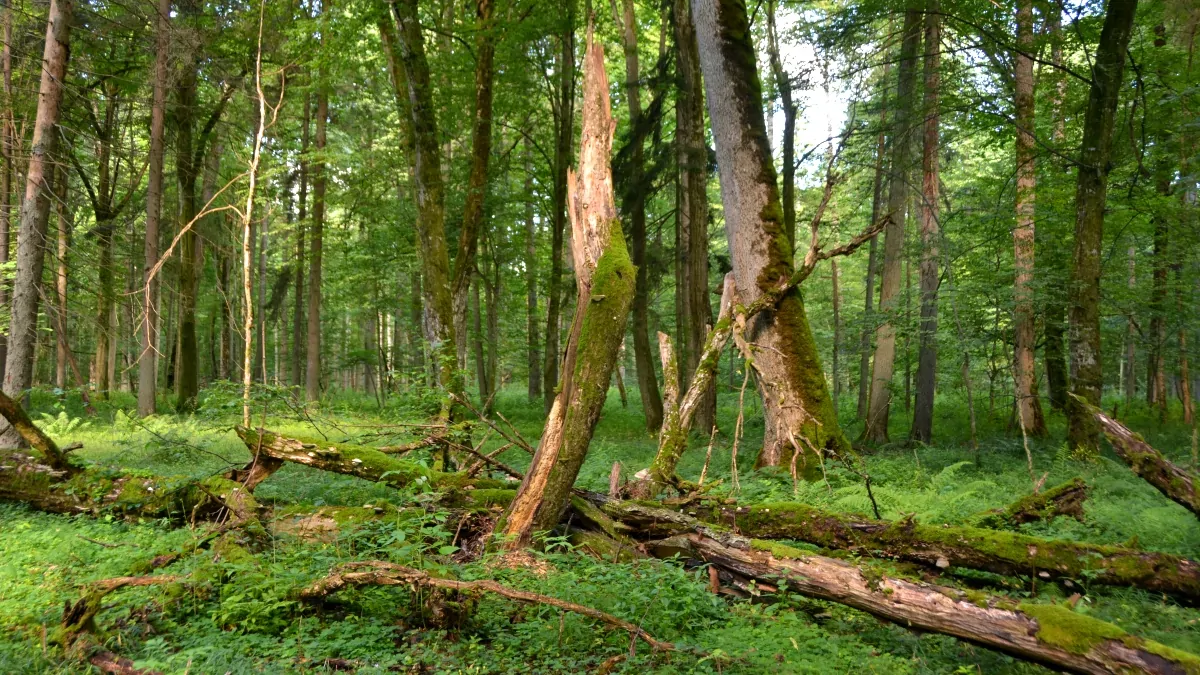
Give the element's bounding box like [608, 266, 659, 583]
[967, 478, 1089, 529]
[233, 427, 514, 508]
[676, 531, 1200, 675]
[598, 497, 1200, 600]
[1089, 404, 1200, 518]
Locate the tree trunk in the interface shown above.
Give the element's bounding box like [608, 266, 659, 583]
[831, 259, 842, 412]
[857, 64, 889, 420]
[292, 93, 309, 391]
[543, 5, 576, 414]
[1066, 0, 1139, 455]
[674, 0, 713, 435]
[1124, 245, 1137, 405]
[765, 0, 796, 253]
[0, 0, 12, 385]
[450, 0, 496, 374]
[1012, 0, 1046, 436]
[138, 0, 169, 416]
[1147, 176, 1169, 417]
[0, 0, 70, 448]
[1043, 3, 1069, 413]
[523, 138, 541, 400]
[1091, 404, 1200, 519]
[911, 3, 940, 443]
[501, 35, 637, 547]
[387, 0, 461, 415]
[485, 248, 500, 412]
[692, 0, 849, 470]
[863, 5, 921, 444]
[614, 0, 664, 434]
[472, 276, 488, 403]
[306, 86, 327, 402]
[54, 167, 69, 391]
[1178, 265, 1193, 424]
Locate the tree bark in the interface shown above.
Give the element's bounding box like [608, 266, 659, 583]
[500, 35, 637, 547]
[0, 0, 12, 384]
[292, 93, 309, 390]
[863, 5, 921, 444]
[911, 3, 940, 443]
[1042, 3, 1069, 413]
[1066, 0, 1139, 454]
[765, 0, 796, 253]
[613, 0, 665, 433]
[1124, 245, 1137, 405]
[967, 478, 1088, 529]
[1147, 175, 1169, 417]
[858, 63, 889, 421]
[523, 138, 541, 400]
[691, 0, 849, 469]
[543, 3, 576, 414]
[0, 0, 70, 448]
[1012, 0, 1046, 436]
[54, 166, 69, 391]
[674, 0, 713, 435]
[1090, 403, 1200, 518]
[138, 0, 169, 416]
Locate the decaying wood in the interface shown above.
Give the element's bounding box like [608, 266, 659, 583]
[61, 575, 182, 642]
[1089, 402, 1200, 518]
[300, 560, 674, 652]
[968, 478, 1088, 529]
[676, 532, 1200, 675]
[501, 31, 636, 547]
[0, 388, 72, 471]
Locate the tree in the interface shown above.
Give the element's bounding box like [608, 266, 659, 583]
[691, 0, 850, 469]
[1066, 0, 1139, 454]
[911, 0, 939, 444]
[306, 85, 327, 402]
[862, 5, 922, 444]
[0, 0, 71, 448]
[1012, 0, 1046, 435]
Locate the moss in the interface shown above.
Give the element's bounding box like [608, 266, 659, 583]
[1137, 639, 1200, 674]
[963, 590, 990, 608]
[750, 538, 808, 559]
[1018, 602, 1125, 655]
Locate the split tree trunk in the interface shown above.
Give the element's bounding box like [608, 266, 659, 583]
[138, 0, 169, 416]
[1012, 0, 1046, 436]
[674, 0, 713, 435]
[911, 3, 939, 443]
[1066, 0, 1139, 454]
[691, 0, 850, 469]
[863, 5, 921, 444]
[0, 0, 71, 448]
[500, 35, 637, 547]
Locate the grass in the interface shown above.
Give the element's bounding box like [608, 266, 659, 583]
[1, 382, 1198, 673]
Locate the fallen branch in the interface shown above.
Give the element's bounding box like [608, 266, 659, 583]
[968, 478, 1089, 529]
[675, 531, 1200, 675]
[300, 561, 674, 653]
[1087, 401, 1200, 518]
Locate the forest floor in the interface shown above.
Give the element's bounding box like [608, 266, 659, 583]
[1, 384, 1198, 674]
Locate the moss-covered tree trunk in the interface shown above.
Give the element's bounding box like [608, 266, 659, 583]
[1066, 0, 1139, 454]
[862, 4, 921, 444]
[690, 0, 849, 469]
[500, 35, 637, 548]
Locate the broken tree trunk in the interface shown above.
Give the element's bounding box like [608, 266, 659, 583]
[675, 532, 1200, 675]
[599, 497, 1200, 600]
[499, 33, 636, 548]
[0, 388, 71, 470]
[1090, 404, 1200, 518]
[967, 478, 1089, 529]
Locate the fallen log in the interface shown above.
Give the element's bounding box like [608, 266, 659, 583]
[967, 478, 1089, 529]
[1089, 403, 1200, 518]
[232, 427, 514, 508]
[300, 560, 674, 653]
[673, 531, 1200, 675]
[598, 498, 1200, 600]
[0, 388, 73, 471]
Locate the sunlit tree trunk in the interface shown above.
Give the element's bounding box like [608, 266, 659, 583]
[54, 166, 68, 391]
[911, 2, 940, 444]
[863, 5, 921, 444]
[138, 0, 169, 415]
[691, 0, 850, 469]
[1012, 0, 1046, 435]
[1067, 0, 1139, 454]
[0, 0, 70, 448]
[857, 62, 889, 421]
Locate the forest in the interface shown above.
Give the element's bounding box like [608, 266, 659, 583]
[0, 0, 1198, 670]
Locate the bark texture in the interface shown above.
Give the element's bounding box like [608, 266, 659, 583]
[138, 0, 169, 416]
[1066, 0, 1139, 454]
[691, 0, 849, 469]
[911, 3, 939, 443]
[1090, 403, 1200, 518]
[0, 0, 71, 448]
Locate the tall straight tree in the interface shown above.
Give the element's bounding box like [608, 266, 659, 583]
[1043, 2, 1069, 412]
[911, 1, 939, 443]
[542, 4, 576, 413]
[292, 93, 309, 390]
[857, 61, 889, 421]
[691, 0, 851, 468]
[674, 0, 714, 434]
[1066, 0, 1139, 454]
[1012, 0, 1047, 436]
[862, 5, 922, 444]
[523, 137, 541, 399]
[0, 0, 71, 448]
[0, 0, 13, 381]
[138, 0, 169, 415]
[306, 87, 327, 401]
[612, 0, 664, 432]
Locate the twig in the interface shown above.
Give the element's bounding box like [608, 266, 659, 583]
[697, 426, 717, 487]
